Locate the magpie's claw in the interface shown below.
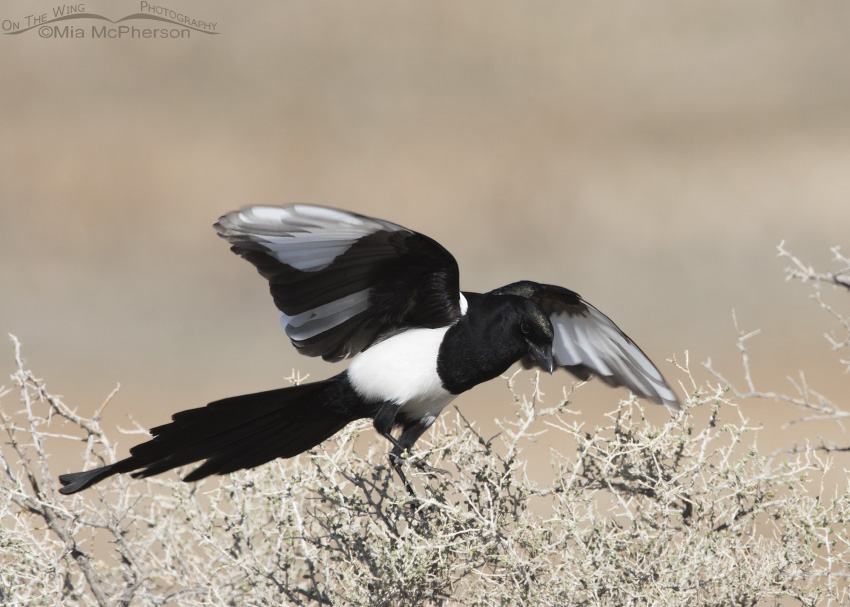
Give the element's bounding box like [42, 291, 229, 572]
[390, 450, 451, 479]
[411, 458, 451, 477]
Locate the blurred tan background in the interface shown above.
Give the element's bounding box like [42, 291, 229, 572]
[1, 2, 849, 467]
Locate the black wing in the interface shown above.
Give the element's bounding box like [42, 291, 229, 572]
[489, 281, 680, 410]
[215, 205, 462, 361]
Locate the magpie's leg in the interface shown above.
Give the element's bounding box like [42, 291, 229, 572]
[372, 402, 418, 498]
[372, 401, 404, 454]
[393, 416, 451, 477]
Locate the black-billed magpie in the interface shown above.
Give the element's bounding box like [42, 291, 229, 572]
[59, 205, 679, 495]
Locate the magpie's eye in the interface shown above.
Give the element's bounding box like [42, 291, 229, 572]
[520, 321, 531, 335]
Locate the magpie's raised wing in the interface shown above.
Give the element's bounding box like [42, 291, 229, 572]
[215, 205, 462, 362]
[489, 281, 681, 410]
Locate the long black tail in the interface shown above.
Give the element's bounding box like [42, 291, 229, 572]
[59, 375, 358, 495]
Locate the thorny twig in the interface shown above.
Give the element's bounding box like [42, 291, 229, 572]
[778, 241, 850, 371]
[703, 245, 849, 450]
[3, 254, 850, 607]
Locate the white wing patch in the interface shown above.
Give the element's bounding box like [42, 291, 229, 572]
[551, 306, 679, 409]
[281, 288, 372, 341]
[230, 205, 394, 272]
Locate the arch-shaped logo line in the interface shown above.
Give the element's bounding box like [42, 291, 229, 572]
[5, 12, 218, 35]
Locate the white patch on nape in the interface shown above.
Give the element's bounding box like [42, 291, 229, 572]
[348, 327, 454, 410]
[281, 288, 372, 341]
[459, 292, 468, 316]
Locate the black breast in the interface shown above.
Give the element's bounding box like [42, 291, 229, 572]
[436, 293, 528, 394]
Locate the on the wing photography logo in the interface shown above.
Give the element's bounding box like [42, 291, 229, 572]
[2, 2, 218, 39]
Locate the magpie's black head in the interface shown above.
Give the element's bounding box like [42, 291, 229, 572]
[512, 298, 555, 373]
[437, 293, 556, 394]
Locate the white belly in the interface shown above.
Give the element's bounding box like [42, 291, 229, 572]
[397, 394, 457, 425]
[347, 327, 455, 417]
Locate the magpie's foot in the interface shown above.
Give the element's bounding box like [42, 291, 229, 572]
[410, 458, 451, 477]
[387, 455, 420, 507]
[390, 451, 451, 478]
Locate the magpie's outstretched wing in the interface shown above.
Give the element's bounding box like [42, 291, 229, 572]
[489, 281, 681, 410]
[215, 205, 462, 361]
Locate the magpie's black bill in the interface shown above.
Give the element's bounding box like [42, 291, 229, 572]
[529, 343, 555, 374]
